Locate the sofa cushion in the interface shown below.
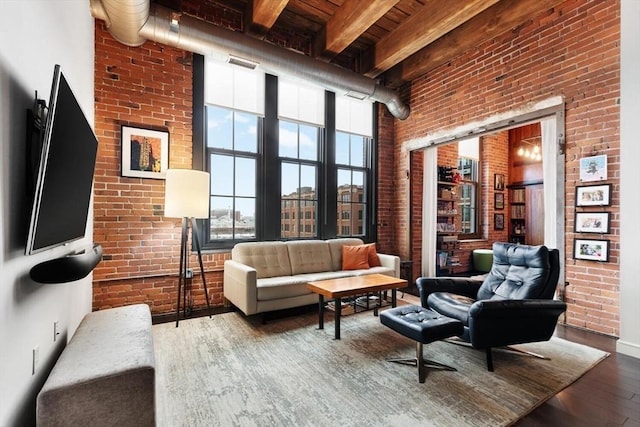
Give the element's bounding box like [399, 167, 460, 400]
[342, 244, 370, 270]
[327, 238, 364, 271]
[232, 241, 292, 279]
[364, 243, 382, 267]
[257, 276, 310, 301]
[286, 240, 333, 275]
[292, 271, 355, 282]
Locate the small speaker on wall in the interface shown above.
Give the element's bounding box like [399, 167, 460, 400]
[30, 244, 103, 284]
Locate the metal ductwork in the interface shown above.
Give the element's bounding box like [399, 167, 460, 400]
[90, 0, 410, 120]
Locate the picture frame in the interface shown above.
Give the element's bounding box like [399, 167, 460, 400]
[494, 192, 504, 210]
[494, 213, 504, 230]
[575, 212, 610, 234]
[579, 154, 607, 182]
[573, 238, 609, 262]
[494, 173, 505, 191]
[121, 125, 169, 179]
[575, 184, 611, 207]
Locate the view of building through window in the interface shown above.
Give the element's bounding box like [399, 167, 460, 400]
[207, 106, 257, 240]
[202, 60, 374, 247]
[458, 156, 478, 235]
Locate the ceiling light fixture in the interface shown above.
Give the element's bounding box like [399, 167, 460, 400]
[516, 137, 542, 161]
[226, 54, 259, 70]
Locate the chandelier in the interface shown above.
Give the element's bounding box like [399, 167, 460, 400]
[516, 137, 542, 161]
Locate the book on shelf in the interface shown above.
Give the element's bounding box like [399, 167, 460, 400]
[511, 188, 526, 203]
[511, 205, 525, 218]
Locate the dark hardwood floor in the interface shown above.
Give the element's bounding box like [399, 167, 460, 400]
[516, 325, 640, 426]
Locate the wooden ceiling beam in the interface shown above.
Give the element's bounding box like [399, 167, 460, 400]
[363, 0, 501, 77]
[246, 0, 290, 37]
[313, 0, 400, 61]
[381, 0, 567, 88]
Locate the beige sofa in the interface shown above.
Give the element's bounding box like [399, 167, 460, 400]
[223, 238, 400, 316]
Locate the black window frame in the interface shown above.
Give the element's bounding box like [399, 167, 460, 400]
[192, 55, 378, 250]
[457, 156, 481, 239]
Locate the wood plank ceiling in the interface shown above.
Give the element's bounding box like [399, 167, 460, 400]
[166, 0, 566, 88]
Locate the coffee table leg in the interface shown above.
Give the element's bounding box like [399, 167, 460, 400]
[334, 297, 341, 340]
[318, 295, 324, 330]
[392, 288, 397, 307]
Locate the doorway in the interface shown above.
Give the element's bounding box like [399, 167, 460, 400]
[407, 100, 565, 280]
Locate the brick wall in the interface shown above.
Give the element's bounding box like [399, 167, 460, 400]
[93, 22, 228, 315]
[376, 107, 398, 256]
[92, 2, 399, 316]
[93, 0, 621, 335]
[393, 0, 620, 335]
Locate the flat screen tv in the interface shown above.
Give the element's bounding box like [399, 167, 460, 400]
[26, 65, 99, 255]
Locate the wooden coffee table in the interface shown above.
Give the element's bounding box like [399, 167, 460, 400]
[307, 273, 408, 339]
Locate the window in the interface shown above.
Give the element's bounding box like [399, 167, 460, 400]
[197, 55, 376, 248]
[336, 132, 368, 237]
[279, 121, 320, 239]
[458, 157, 479, 237]
[207, 106, 259, 241]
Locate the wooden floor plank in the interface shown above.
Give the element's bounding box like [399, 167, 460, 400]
[517, 325, 640, 426]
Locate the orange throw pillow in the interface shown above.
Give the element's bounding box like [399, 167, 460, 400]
[365, 243, 382, 267]
[342, 245, 370, 270]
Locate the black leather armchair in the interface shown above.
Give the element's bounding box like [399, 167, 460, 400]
[417, 242, 567, 371]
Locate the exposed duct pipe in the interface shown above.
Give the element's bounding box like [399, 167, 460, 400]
[90, 0, 410, 120]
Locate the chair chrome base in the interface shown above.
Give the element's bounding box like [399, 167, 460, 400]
[445, 337, 550, 371]
[387, 342, 457, 383]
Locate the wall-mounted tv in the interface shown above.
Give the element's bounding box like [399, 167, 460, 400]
[26, 65, 99, 255]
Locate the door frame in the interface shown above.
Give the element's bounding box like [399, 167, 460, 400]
[404, 97, 565, 282]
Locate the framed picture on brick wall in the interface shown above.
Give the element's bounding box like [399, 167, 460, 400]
[573, 238, 609, 262]
[575, 184, 611, 207]
[575, 212, 610, 234]
[121, 125, 169, 179]
[579, 154, 607, 182]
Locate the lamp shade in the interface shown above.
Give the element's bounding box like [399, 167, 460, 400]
[164, 169, 210, 219]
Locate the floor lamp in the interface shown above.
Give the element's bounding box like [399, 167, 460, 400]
[164, 169, 212, 327]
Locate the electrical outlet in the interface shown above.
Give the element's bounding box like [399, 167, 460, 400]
[186, 268, 194, 279]
[32, 346, 39, 375]
[54, 321, 59, 342]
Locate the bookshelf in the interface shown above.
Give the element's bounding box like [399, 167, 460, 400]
[510, 187, 526, 244]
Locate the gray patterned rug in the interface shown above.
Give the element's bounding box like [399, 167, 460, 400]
[152, 310, 608, 427]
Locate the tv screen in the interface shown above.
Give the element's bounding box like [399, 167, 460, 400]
[26, 65, 99, 255]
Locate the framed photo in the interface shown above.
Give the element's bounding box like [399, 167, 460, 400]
[494, 193, 504, 210]
[494, 213, 504, 230]
[575, 184, 611, 207]
[575, 212, 610, 234]
[494, 173, 505, 191]
[573, 238, 609, 262]
[579, 154, 607, 182]
[121, 125, 169, 179]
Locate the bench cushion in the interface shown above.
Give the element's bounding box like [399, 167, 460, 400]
[36, 304, 155, 426]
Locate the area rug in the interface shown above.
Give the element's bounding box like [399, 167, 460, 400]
[152, 310, 608, 427]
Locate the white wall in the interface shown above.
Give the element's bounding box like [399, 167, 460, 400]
[618, 0, 640, 359]
[0, 1, 95, 425]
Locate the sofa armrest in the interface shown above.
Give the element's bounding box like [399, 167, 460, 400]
[416, 277, 483, 307]
[468, 299, 567, 348]
[377, 253, 400, 278]
[223, 260, 258, 315]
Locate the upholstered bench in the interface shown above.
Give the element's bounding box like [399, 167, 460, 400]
[36, 304, 155, 426]
[380, 305, 463, 383]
